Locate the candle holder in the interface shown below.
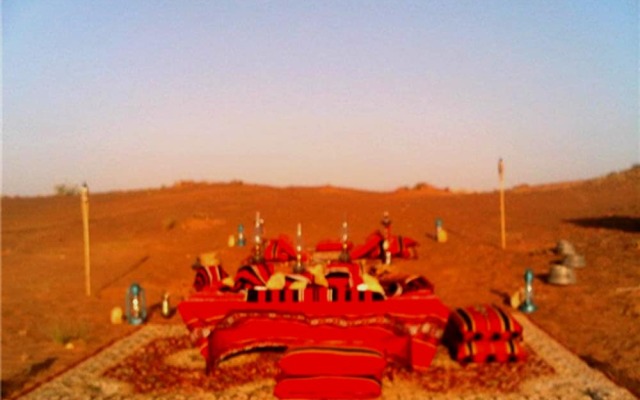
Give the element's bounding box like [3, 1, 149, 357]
[381, 212, 392, 265]
[519, 269, 538, 313]
[338, 221, 351, 262]
[253, 213, 264, 263]
[126, 283, 147, 325]
[161, 292, 172, 318]
[293, 223, 305, 273]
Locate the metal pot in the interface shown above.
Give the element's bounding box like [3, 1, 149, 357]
[563, 254, 586, 268]
[556, 240, 576, 256]
[548, 264, 577, 285]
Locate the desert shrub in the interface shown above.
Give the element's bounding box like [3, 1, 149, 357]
[53, 183, 80, 196]
[163, 216, 177, 230]
[47, 321, 89, 345]
[414, 182, 434, 191]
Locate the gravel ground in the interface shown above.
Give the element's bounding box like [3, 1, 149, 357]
[16, 313, 635, 400]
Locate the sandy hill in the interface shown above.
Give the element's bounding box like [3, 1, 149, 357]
[2, 166, 639, 397]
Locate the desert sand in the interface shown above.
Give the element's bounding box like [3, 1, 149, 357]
[2, 166, 639, 398]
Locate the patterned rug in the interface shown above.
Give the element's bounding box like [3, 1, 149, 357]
[18, 314, 635, 399]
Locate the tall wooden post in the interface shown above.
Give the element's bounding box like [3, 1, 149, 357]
[81, 183, 91, 296]
[498, 158, 506, 249]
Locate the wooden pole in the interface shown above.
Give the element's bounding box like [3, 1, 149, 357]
[81, 183, 91, 296]
[498, 158, 506, 249]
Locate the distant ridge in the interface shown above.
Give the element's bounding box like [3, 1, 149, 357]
[511, 165, 640, 193]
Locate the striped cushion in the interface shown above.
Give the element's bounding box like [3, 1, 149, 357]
[450, 304, 523, 342]
[350, 231, 419, 260]
[232, 263, 274, 291]
[274, 376, 381, 399]
[278, 346, 386, 380]
[325, 262, 364, 288]
[380, 274, 434, 297]
[193, 265, 230, 292]
[454, 339, 527, 363]
[349, 231, 385, 260]
[264, 235, 303, 262]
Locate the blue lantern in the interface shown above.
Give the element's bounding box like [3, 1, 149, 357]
[126, 283, 147, 325]
[519, 269, 538, 313]
[237, 224, 246, 247]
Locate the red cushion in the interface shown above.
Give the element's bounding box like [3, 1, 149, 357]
[232, 263, 274, 291]
[193, 265, 229, 292]
[278, 346, 386, 380]
[315, 239, 354, 252]
[325, 262, 364, 288]
[454, 339, 527, 363]
[264, 235, 305, 262]
[274, 376, 381, 399]
[450, 304, 523, 342]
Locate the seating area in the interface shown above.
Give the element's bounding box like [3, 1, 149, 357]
[179, 259, 450, 374]
[178, 226, 525, 399]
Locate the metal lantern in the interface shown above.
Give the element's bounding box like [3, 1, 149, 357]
[519, 269, 538, 313]
[126, 283, 147, 325]
[548, 264, 577, 285]
[556, 240, 576, 256]
[563, 254, 586, 268]
[237, 224, 246, 247]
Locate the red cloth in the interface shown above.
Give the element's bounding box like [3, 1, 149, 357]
[206, 313, 404, 366]
[274, 376, 381, 399]
[278, 346, 386, 380]
[178, 289, 450, 371]
[449, 304, 523, 342]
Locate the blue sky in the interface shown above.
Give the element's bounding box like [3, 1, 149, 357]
[3, 1, 638, 195]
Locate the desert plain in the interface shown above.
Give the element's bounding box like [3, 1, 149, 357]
[1, 166, 639, 398]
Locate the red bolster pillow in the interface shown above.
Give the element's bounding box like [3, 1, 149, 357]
[454, 339, 527, 363]
[315, 239, 354, 252]
[278, 346, 386, 380]
[232, 263, 274, 291]
[264, 235, 306, 262]
[274, 376, 381, 400]
[193, 265, 229, 292]
[450, 304, 523, 342]
[325, 262, 364, 288]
